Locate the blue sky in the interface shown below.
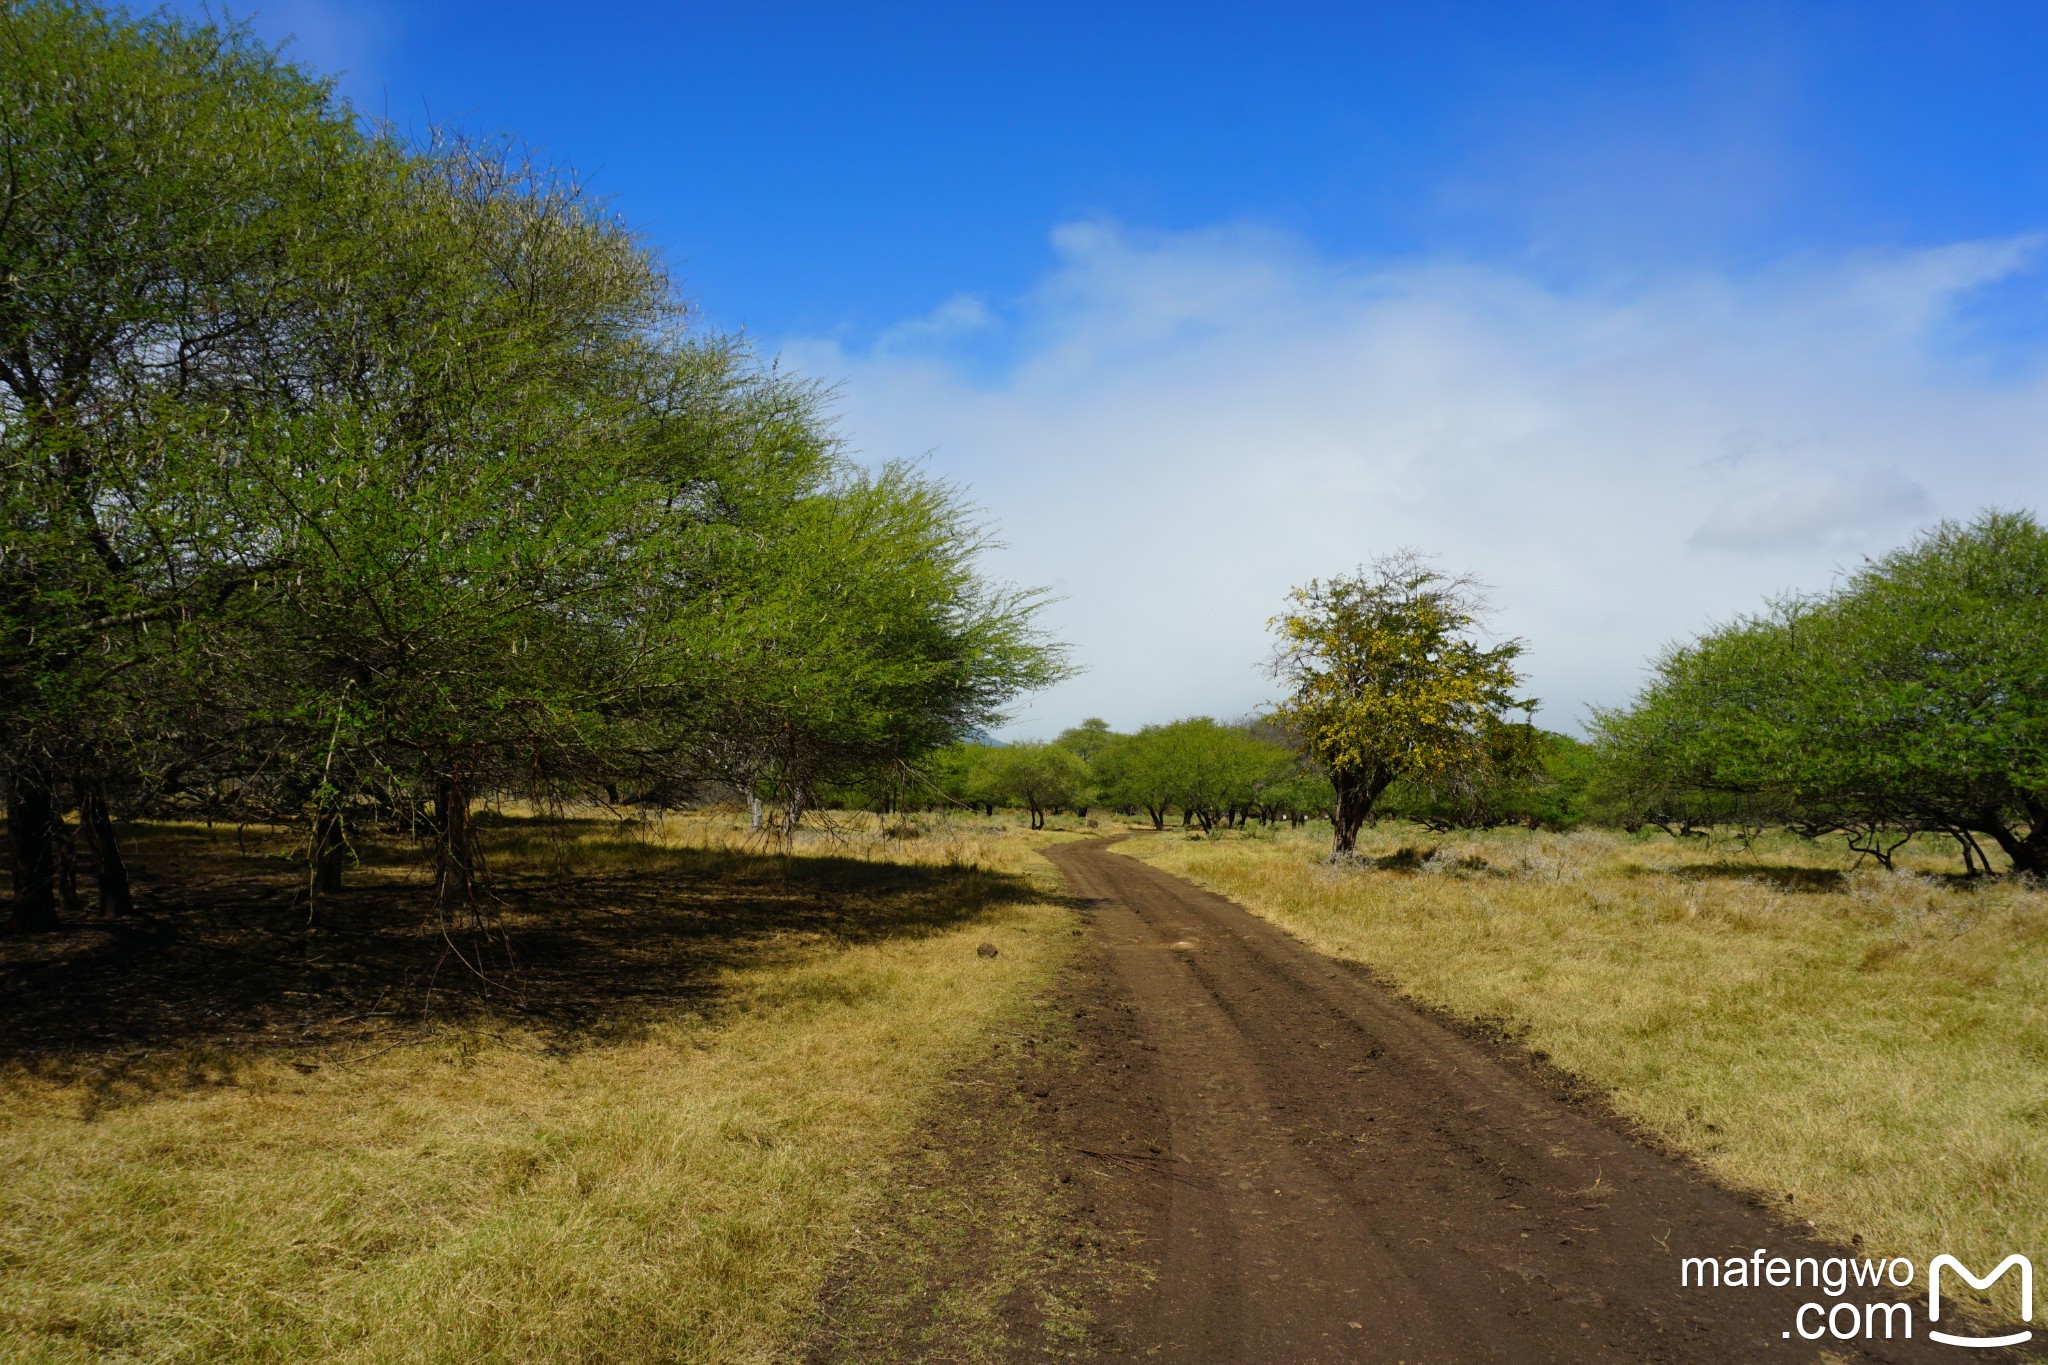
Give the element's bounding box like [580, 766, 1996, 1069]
[210, 1, 2048, 733]
[239, 1, 2048, 335]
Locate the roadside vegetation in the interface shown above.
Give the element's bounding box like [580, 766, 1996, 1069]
[893, 513, 2048, 1320]
[0, 3, 1066, 935]
[0, 812, 1082, 1362]
[1120, 819, 2048, 1310]
[1591, 510, 2048, 873]
[0, 10, 1103, 1357]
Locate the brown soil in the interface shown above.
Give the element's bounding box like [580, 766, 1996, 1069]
[806, 926, 1151, 1362]
[1034, 836, 2015, 1364]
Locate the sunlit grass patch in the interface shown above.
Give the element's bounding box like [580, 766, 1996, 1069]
[1120, 822, 2048, 1311]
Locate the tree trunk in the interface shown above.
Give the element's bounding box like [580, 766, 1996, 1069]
[1975, 806, 2048, 876]
[2019, 798, 2048, 876]
[1950, 827, 1988, 877]
[52, 812, 82, 917]
[79, 786, 132, 916]
[8, 779, 60, 931]
[435, 776, 477, 905]
[748, 793, 765, 833]
[1330, 769, 1392, 856]
[1147, 805, 1165, 830]
[1983, 824, 2037, 875]
[312, 808, 347, 895]
[1029, 804, 1044, 831]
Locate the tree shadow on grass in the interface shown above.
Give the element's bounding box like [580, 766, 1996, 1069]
[1671, 862, 1847, 893]
[0, 820, 1039, 1096]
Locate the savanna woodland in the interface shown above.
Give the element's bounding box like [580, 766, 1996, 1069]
[0, 0, 1066, 932]
[7, 3, 2048, 1362]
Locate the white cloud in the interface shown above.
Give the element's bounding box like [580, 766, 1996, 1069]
[781, 224, 2048, 737]
[871, 293, 996, 350]
[1690, 464, 1930, 551]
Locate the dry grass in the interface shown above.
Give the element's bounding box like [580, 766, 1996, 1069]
[1121, 822, 2048, 1303]
[0, 812, 1080, 1362]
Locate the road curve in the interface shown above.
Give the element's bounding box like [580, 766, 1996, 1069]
[1044, 836, 1989, 1364]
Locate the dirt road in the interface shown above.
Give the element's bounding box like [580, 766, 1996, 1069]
[1042, 837, 1993, 1364]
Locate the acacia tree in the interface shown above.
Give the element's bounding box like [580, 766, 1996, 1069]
[1053, 718, 1115, 764]
[910, 742, 998, 817]
[215, 166, 1071, 885]
[1269, 553, 1537, 856]
[1254, 771, 1336, 827]
[637, 458, 1070, 833]
[0, 1, 373, 926]
[169, 140, 690, 911]
[982, 741, 1090, 830]
[1380, 730, 1593, 832]
[1095, 724, 1178, 828]
[1156, 719, 1289, 831]
[1090, 718, 1288, 830]
[1593, 511, 2048, 873]
[1, 2, 1073, 933]
[1214, 724, 1297, 828]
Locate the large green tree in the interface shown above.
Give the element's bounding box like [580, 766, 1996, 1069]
[1094, 723, 1182, 829]
[216, 147, 696, 904]
[1094, 717, 1290, 831]
[0, 1, 376, 925]
[982, 741, 1090, 830]
[1268, 553, 1537, 856]
[636, 460, 1069, 834]
[1380, 730, 1593, 832]
[1, 2, 1070, 929]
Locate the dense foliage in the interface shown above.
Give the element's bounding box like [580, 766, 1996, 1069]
[1593, 511, 2048, 873]
[0, 2, 1065, 928]
[1092, 718, 1295, 831]
[902, 717, 1307, 832]
[1379, 731, 1594, 832]
[1268, 553, 1538, 854]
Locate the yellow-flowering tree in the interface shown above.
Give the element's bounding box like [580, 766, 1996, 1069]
[1269, 553, 1538, 855]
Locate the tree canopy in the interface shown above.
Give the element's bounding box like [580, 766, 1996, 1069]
[981, 741, 1091, 829]
[0, 2, 1066, 929]
[1095, 718, 1293, 831]
[1268, 553, 1537, 855]
[1592, 510, 2048, 873]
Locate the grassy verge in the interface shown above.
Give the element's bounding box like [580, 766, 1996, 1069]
[808, 991, 1099, 1362]
[1119, 822, 2048, 1303]
[0, 814, 1079, 1362]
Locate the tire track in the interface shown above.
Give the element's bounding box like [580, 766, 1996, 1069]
[1045, 836, 2003, 1364]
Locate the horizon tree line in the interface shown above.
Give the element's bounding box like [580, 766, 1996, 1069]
[889, 510, 2048, 879]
